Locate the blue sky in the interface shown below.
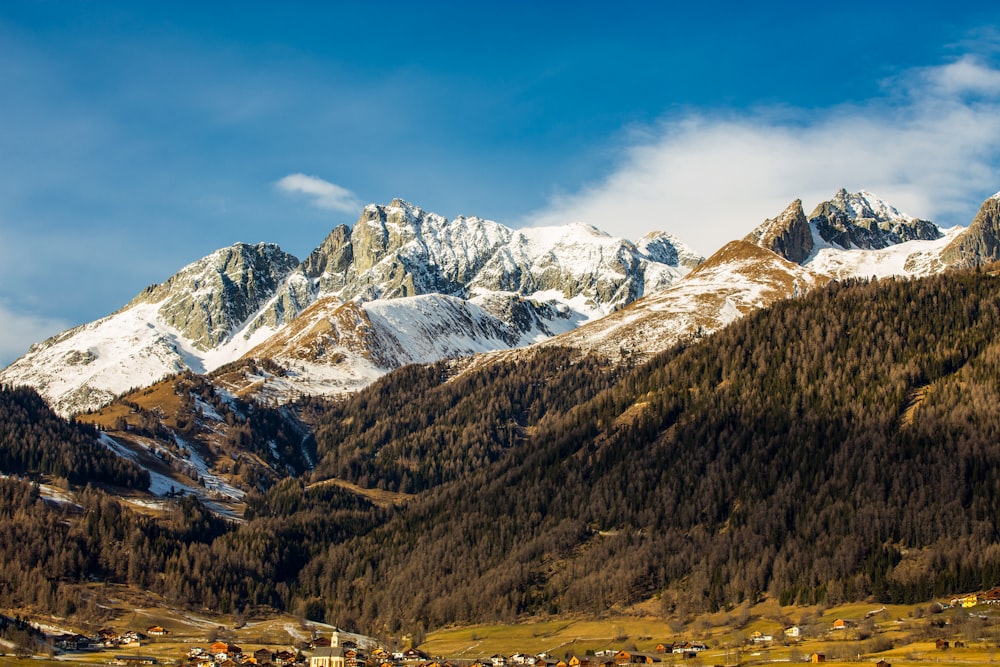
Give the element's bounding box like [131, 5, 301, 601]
[2, 1, 1000, 365]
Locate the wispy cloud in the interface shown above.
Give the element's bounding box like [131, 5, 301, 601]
[275, 173, 361, 213]
[0, 302, 69, 368]
[527, 55, 1000, 256]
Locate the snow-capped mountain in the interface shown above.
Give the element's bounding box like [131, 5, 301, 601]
[249, 199, 700, 331]
[540, 188, 986, 364]
[541, 239, 824, 361]
[0, 200, 702, 415]
[0, 243, 301, 416]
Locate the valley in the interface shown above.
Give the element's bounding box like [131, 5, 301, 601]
[3, 189, 1000, 656]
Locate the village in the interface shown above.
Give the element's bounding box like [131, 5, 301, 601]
[10, 587, 1000, 667]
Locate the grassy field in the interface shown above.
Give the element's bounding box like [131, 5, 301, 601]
[421, 600, 1000, 665]
[8, 594, 1000, 667]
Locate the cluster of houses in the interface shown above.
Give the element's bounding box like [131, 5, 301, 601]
[951, 587, 1000, 608]
[310, 644, 713, 667]
[54, 628, 155, 652]
[185, 641, 303, 667]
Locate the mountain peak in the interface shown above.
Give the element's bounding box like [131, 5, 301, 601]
[128, 242, 300, 350]
[809, 189, 941, 250]
[637, 231, 704, 270]
[744, 199, 813, 264]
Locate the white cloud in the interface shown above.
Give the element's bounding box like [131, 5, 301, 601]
[922, 54, 1000, 96]
[0, 302, 68, 368]
[526, 56, 1000, 256]
[275, 173, 361, 213]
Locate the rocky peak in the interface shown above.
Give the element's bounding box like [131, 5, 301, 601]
[302, 225, 353, 279]
[744, 199, 814, 264]
[129, 242, 300, 350]
[637, 232, 704, 270]
[941, 192, 1000, 268]
[809, 189, 942, 250]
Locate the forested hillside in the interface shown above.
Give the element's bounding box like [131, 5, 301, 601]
[0, 386, 149, 489]
[5, 271, 1000, 636]
[296, 270, 1000, 630]
[309, 349, 616, 492]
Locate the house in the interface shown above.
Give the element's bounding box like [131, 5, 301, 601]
[951, 594, 979, 608]
[98, 629, 122, 646]
[256, 649, 275, 664]
[875, 661, 891, 667]
[492, 655, 508, 667]
[147, 626, 168, 636]
[404, 650, 430, 662]
[671, 644, 704, 655]
[832, 619, 850, 630]
[314, 639, 333, 649]
[784, 626, 801, 639]
[982, 587, 1000, 604]
[935, 639, 950, 650]
[122, 631, 147, 645]
[654, 646, 668, 655]
[750, 631, 772, 644]
[311, 647, 346, 667]
[211, 643, 232, 655]
[810, 654, 825, 663]
[275, 651, 298, 666]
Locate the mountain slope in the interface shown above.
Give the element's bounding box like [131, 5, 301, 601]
[294, 269, 1000, 629]
[541, 239, 823, 361]
[0, 244, 299, 416]
[5, 243, 1000, 629]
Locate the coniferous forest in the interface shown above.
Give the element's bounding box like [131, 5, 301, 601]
[4, 270, 1000, 633]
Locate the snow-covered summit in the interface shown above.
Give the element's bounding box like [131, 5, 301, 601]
[832, 188, 915, 224]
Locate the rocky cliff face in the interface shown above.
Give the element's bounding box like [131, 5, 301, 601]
[251, 199, 702, 332]
[744, 199, 814, 264]
[128, 243, 300, 350]
[940, 193, 1000, 268]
